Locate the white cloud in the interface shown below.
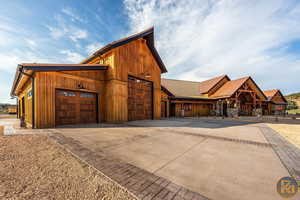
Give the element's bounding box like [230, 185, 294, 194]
[69, 29, 88, 42]
[0, 53, 21, 73]
[25, 39, 37, 50]
[85, 42, 103, 54]
[46, 25, 67, 39]
[124, 0, 300, 93]
[46, 14, 88, 43]
[62, 7, 86, 23]
[0, 81, 16, 104]
[46, 24, 88, 43]
[60, 50, 84, 63]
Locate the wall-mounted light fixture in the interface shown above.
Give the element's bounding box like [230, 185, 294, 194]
[77, 83, 85, 89]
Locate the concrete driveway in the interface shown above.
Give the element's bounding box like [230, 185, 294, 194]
[55, 118, 299, 200]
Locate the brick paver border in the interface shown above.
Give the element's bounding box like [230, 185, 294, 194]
[259, 125, 300, 184]
[48, 132, 210, 200]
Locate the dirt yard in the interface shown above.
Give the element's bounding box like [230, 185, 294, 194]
[0, 134, 135, 200]
[267, 123, 300, 149]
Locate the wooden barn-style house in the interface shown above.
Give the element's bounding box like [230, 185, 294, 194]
[11, 27, 167, 128]
[10, 27, 287, 128]
[263, 89, 287, 115]
[161, 75, 286, 118]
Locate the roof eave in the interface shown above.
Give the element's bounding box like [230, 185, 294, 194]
[10, 64, 109, 97]
[80, 27, 167, 74]
[170, 96, 216, 101]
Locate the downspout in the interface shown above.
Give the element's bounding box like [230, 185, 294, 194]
[19, 68, 35, 129]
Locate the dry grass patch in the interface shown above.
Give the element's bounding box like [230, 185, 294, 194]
[267, 123, 300, 149]
[0, 134, 136, 200]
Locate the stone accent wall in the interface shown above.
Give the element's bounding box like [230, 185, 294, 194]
[227, 108, 239, 118]
[274, 110, 286, 115]
[215, 101, 223, 116]
[253, 108, 262, 117]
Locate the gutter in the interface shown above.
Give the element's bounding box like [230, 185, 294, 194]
[18, 67, 35, 129]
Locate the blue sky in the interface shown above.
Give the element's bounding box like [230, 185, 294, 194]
[1, 0, 300, 103]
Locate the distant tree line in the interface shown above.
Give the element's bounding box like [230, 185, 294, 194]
[287, 100, 298, 110]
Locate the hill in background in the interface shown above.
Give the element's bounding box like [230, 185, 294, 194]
[285, 92, 300, 112]
[285, 92, 300, 100]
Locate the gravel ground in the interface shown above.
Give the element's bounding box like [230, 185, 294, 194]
[267, 123, 300, 149]
[0, 114, 16, 119]
[0, 134, 136, 200]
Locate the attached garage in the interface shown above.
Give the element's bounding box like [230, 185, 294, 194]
[55, 89, 97, 126]
[128, 76, 153, 121]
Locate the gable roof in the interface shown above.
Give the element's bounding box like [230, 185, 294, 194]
[264, 89, 287, 103]
[264, 89, 278, 101]
[210, 76, 267, 100]
[80, 27, 167, 73]
[210, 77, 250, 98]
[161, 78, 201, 97]
[198, 75, 230, 94]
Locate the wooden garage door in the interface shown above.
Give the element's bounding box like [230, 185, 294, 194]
[55, 90, 97, 126]
[128, 76, 153, 121]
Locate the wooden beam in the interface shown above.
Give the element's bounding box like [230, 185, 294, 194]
[54, 72, 104, 84]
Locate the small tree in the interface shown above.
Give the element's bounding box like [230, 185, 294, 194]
[287, 100, 298, 110]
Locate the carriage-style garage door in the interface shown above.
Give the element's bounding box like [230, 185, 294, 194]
[128, 76, 153, 121]
[55, 89, 97, 126]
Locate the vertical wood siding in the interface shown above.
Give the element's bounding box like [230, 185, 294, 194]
[35, 71, 106, 128]
[17, 38, 162, 128]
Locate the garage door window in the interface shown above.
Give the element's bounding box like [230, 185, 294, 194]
[58, 91, 76, 97]
[80, 93, 94, 98]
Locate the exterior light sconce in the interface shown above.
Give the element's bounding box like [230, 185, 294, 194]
[77, 83, 85, 89]
[142, 72, 151, 78]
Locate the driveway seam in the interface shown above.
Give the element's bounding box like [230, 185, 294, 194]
[153, 138, 208, 174]
[157, 128, 273, 148]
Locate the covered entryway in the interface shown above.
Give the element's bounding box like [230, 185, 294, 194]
[55, 89, 97, 126]
[128, 76, 153, 121]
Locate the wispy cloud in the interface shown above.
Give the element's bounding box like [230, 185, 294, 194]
[46, 24, 67, 39]
[124, 0, 300, 93]
[60, 50, 84, 63]
[25, 39, 37, 50]
[46, 12, 88, 44]
[69, 29, 88, 42]
[85, 42, 103, 54]
[62, 7, 86, 23]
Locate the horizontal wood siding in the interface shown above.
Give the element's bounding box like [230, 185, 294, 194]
[172, 102, 212, 117]
[191, 104, 211, 116]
